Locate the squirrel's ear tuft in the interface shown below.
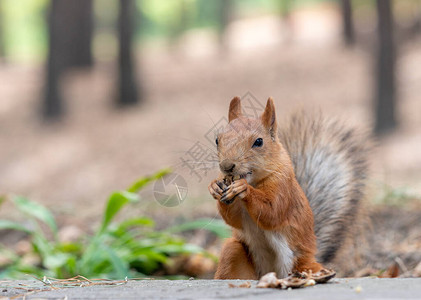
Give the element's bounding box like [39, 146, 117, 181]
[228, 96, 242, 122]
[261, 97, 277, 140]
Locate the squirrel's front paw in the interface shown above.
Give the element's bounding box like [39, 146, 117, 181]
[220, 179, 249, 204]
[208, 179, 227, 201]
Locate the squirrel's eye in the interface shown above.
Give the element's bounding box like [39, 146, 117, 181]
[215, 138, 219, 146]
[253, 138, 263, 148]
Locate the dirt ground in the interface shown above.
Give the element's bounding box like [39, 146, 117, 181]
[0, 6, 420, 277]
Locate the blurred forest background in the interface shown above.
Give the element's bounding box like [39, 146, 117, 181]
[0, 0, 421, 280]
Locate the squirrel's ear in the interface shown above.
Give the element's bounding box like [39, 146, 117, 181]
[261, 97, 277, 140]
[228, 96, 242, 122]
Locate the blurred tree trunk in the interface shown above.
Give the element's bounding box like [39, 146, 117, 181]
[217, 0, 233, 54]
[340, 0, 355, 46]
[43, 0, 65, 120]
[65, 0, 94, 68]
[117, 0, 140, 106]
[43, 0, 94, 120]
[374, 0, 397, 134]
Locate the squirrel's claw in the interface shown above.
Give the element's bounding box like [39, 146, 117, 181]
[208, 180, 224, 201]
[220, 194, 236, 205]
[216, 180, 228, 191]
[220, 179, 248, 204]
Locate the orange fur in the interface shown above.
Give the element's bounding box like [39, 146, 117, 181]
[210, 97, 324, 279]
[214, 238, 257, 280]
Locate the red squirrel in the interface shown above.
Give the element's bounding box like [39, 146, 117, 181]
[208, 97, 367, 279]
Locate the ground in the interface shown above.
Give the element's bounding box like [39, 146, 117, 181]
[1, 278, 421, 299]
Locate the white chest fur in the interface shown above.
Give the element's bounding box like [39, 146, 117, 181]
[239, 210, 294, 278]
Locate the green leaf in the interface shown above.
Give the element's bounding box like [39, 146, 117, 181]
[100, 191, 140, 233]
[133, 249, 167, 263]
[0, 264, 46, 280]
[31, 232, 52, 259]
[127, 168, 171, 193]
[78, 236, 102, 272]
[64, 255, 77, 276]
[44, 252, 71, 270]
[12, 196, 57, 235]
[99, 169, 171, 234]
[115, 217, 155, 233]
[130, 255, 164, 274]
[0, 169, 215, 279]
[104, 246, 129, 279]
[57, 242, 82, 253]
[167, 218, 231, 238]
[129, 248, 168, 274]
[154, 243, 202, 254]
[0, 220, 32, 234]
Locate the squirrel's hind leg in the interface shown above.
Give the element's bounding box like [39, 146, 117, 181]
[293, 255, 323, 274]
[215, 238, 257, 280]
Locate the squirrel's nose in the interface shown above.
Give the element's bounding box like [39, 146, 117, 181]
[220, 160, 236, 173]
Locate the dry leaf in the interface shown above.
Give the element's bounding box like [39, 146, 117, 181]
[256, 269, 335, 290]
[281, 273, 308, 288]
[380, 263, 399, 278]
[312, 268, 336, 283]
[256, 272, 283, 288]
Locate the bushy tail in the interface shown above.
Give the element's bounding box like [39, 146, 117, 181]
[278, 110, 368, 263]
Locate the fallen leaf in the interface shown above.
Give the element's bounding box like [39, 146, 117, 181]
[281, 273, 308, 289]
[380, 262, 399, 278]
[312, 268, 336, 283]
[256, 272, 282, 288]
[256, 269, 336, 290]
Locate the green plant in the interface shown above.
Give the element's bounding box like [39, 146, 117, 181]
[0, 169, 221, 279]
[167, 218, 230, 239]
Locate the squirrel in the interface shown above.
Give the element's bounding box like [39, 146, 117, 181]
[208, 96, 367, 279]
